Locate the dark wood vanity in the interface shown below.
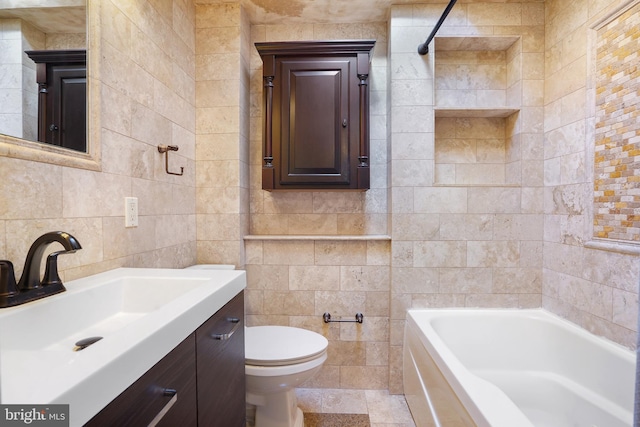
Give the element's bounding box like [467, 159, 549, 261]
[85, 292, 245, 427]
[256, 40, 375, 190]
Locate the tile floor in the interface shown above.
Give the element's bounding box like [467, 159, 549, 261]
[296, 388, 417, 427]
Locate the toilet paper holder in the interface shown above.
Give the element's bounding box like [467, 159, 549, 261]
[322, 312, 364, 324]
[158, 144, 184, 176]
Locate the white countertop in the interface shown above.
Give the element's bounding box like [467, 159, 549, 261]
[0, 268, 246, 426]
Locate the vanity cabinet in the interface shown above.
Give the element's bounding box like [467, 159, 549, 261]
[196, 290, 245, 427]
[86, 292, 245, 427]
[255, 40, 375, 190]
[84, 335, 198, 427]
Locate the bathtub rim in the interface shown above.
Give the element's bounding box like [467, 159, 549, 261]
[404, 307, 635, 427]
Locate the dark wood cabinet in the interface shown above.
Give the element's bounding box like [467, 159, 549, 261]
[255, 40, 375, 190]
[25, 49, 86, 152]
[85, 334, 198, 427]
[196, 292, 245, 427]
[86, 291, 245, 427]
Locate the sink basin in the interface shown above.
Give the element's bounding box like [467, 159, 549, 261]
[0, 267, 246, 425]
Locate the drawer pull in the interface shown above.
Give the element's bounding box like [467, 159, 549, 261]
[211, 317, 240, 340]
[147, 389, 178, 427]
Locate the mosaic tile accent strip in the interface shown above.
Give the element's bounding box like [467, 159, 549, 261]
[593, 2, 640, 241]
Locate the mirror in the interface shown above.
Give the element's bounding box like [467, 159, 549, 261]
[0, 0, 96, 169]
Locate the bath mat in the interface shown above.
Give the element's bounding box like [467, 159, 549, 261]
[303, 412, 371, 427]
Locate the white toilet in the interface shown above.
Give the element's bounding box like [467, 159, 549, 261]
[185, 265, 328, 427]
[245, 325, 328, 427]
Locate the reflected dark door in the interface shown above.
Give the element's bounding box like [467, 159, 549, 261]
[25, 49, 87, 153]
[48, 65, 86, 151]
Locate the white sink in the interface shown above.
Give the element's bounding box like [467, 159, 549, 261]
[0, 267, 246, 426]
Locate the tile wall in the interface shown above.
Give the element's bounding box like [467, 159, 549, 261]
[543, 0, 640, 348]
[388, 1, 545, 393]
[195, 1, 251, 267]
[244, 21, 392, 390]
[0, 19, 43, 141]
[0, 0, 638, 399]
[0, 0, 198, 282]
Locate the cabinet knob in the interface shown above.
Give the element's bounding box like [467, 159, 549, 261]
[49, 124, 59, 132]
[342, 119, 347, 128]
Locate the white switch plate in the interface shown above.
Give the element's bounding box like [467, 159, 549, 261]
[125, 197, 138, 228]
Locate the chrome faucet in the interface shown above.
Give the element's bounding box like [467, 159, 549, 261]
[0, 231, 82, 308]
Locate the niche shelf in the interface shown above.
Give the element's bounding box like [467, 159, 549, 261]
[433, 36, 523, 187]
[434, 107, 519, 118]
[433, 36, 521, 112]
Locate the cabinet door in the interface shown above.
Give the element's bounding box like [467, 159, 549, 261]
[46, 64, 86, 151]
[275, 57, 357, 187]
[86, 334, 197, 427]
[196, 292, 245, 427]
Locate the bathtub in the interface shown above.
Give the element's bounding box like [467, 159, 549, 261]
[403, 309, 635, 427]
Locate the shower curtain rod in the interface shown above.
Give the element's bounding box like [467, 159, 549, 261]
[417, 0, 458, 55]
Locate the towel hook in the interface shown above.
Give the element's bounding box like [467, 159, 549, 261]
[157, 144, 184, 176]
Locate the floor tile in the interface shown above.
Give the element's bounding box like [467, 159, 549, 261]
[365, 389, 415, 424]
[322, 389, 369, 414]
[297, 388, 416, 426]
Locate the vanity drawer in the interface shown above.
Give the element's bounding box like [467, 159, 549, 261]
[85, 334, 197, 427]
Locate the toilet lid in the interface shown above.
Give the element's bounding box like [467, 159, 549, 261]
[245, 326, 328, 366]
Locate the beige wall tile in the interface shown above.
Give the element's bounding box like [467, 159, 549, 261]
[246, 264, 288, 290]
[315, 241, 367, 266]
[493, 267, 542, 293]
[392, 267, 438, 294]
[391, 159, 434, 187]
[467, 240, 520, 267]
[289, 265, 340, 291]
[392, 214, 439, 241]
[440, 267, 492, 294]
[467, 3, 522, 27]
[414, 187, 467, 213]
[467, 187, 521, 213]
[413, 241, 466, 267]
[439, 214, 493, 241]
[315, 290, 367, 317]
[340, 266, 390, 292]
[262, 240, 314, 265]
[612, 288, 638, 330]
[264, 290, 315, 315]
[0, 158, 62, 219]
[62, 169, 132, 218]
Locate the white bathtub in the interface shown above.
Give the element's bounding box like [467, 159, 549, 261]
[403, 309, 635, 427]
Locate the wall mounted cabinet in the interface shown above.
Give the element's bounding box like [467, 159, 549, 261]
[255, 40, 375, 190]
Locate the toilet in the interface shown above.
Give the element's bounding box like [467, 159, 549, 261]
[185, 265, 328, 427]
[245, 326, 328, 427]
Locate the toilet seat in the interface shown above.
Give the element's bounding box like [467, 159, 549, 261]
[245, 326, 328, 366]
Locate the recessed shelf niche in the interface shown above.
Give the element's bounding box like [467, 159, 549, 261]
[433, 36, 522, 187]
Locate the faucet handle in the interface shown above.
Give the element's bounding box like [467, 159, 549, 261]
[42, 252, 64, 288]
[0, 260, 19, 297]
